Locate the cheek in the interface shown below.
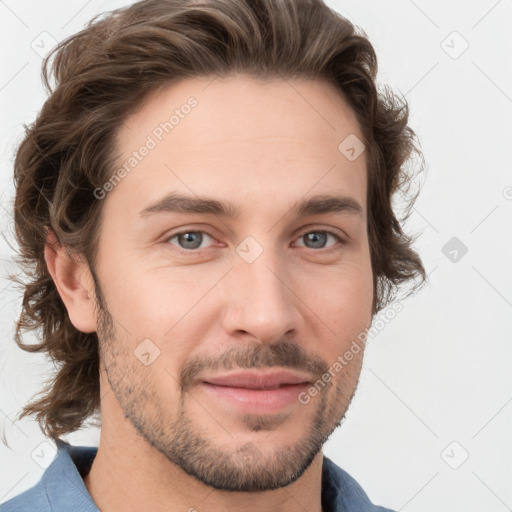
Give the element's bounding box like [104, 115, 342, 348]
[298, 260, 373, 354]
[304, 258, 373, 314]
[97, 252, 200, 335]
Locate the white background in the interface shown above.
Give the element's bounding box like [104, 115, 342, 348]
[0, 0, 511, 510]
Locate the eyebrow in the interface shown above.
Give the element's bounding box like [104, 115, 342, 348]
[139, 192, 364, 219]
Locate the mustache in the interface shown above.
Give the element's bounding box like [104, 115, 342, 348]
[179, 340, 328, 393]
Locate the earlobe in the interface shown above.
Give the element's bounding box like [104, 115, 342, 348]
[44, 228, 98, 333]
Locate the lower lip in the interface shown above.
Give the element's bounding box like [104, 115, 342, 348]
[199, 382, 309, 414]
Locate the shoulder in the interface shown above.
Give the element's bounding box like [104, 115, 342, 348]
[0, 477, 51, 512]
[322, 455, 396, 512]
[0, 440, 98, 512]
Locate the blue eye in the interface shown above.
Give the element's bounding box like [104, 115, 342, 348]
[295, 230, 344, 250]
[167, 231, 215, 250]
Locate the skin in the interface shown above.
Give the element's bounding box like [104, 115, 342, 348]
[45, 74, 373, 512]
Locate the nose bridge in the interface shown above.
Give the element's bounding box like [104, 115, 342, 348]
[222, 238, 298, 342]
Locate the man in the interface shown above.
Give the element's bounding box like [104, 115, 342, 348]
[1, 0, 425, 510]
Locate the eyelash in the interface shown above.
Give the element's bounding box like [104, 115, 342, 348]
[164, 228, 347, 253]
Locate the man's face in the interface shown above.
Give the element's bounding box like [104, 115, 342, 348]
[92, 75, 373, 492]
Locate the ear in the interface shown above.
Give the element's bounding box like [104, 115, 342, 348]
[44, 228, 98, 333]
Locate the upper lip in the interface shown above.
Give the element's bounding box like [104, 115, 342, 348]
[201, 369, 313, 389]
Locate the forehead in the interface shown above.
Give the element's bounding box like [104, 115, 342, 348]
[108, 74, 367, 217]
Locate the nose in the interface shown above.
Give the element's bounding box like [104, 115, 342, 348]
[220, 246, 300, 345]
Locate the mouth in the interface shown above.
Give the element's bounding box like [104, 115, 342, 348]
[198, 369, 313, 414]
[207, 383, 302, 390]
[201, 369, 313, 389]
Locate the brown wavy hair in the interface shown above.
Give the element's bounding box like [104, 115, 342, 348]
[11, 0, 426, 440]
